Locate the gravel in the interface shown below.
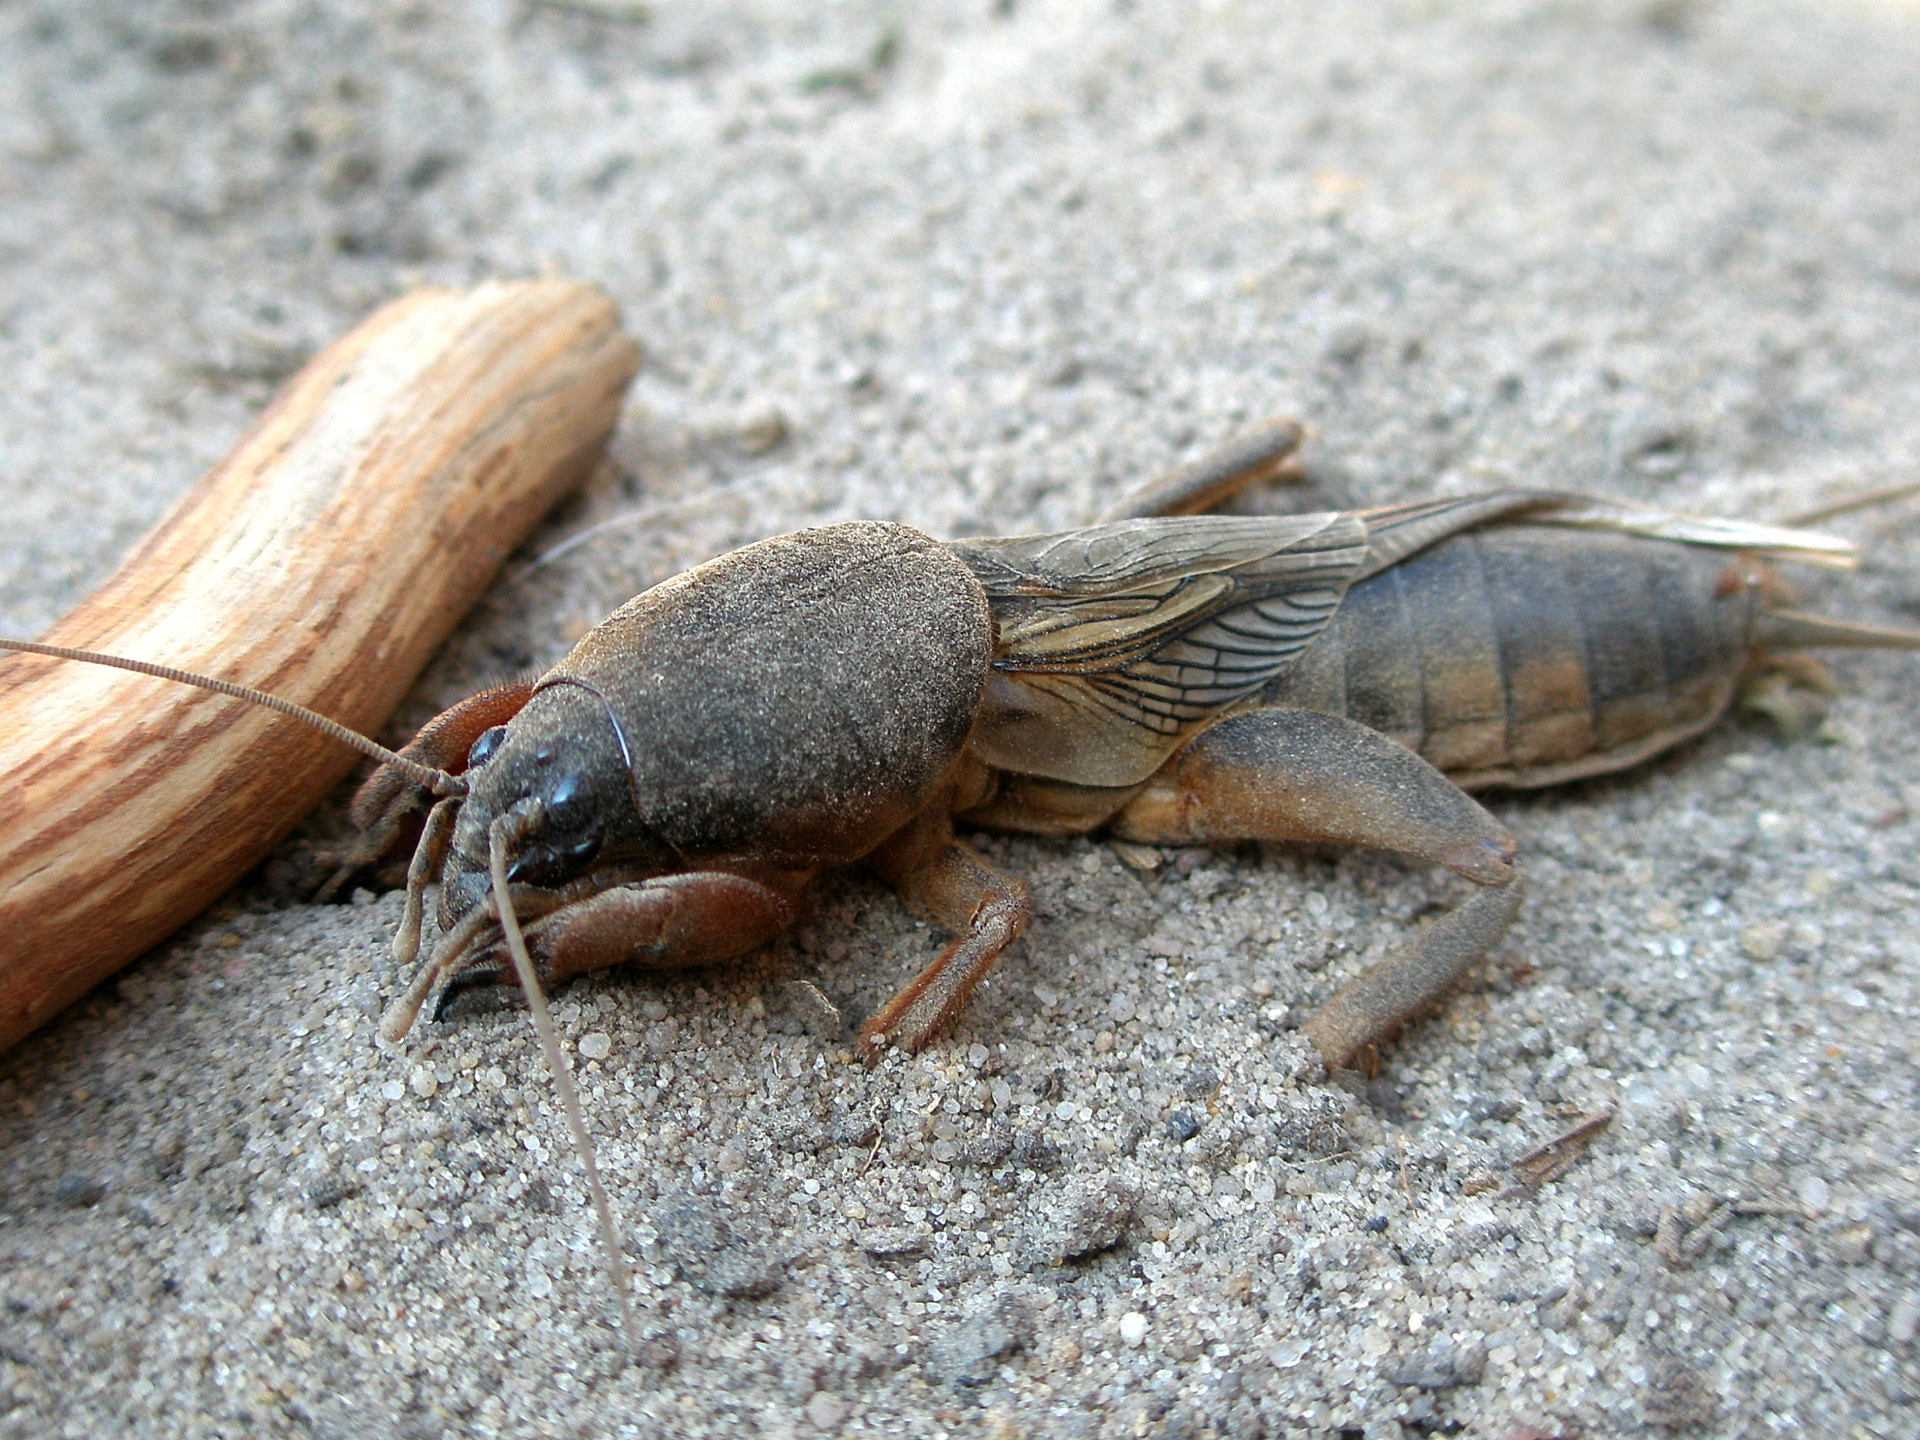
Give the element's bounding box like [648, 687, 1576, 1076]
[3, 2, 1920, 1437]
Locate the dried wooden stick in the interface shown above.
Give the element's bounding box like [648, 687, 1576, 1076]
[0, 280, 641, 1053]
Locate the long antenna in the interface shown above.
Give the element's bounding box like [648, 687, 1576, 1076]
[0, 639, 465, 797]
[488, 809, 636, 1356]
[1783, 477, 1920, 527]
[508, 472, 782, 585]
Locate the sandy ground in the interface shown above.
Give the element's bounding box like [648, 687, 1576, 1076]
[3, 2, 1920, 1436]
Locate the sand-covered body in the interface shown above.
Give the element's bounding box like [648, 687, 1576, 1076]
[368, 449, 1907, 1071]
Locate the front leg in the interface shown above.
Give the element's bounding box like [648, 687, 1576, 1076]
[321, 680, 540, 898]
[1112, 706, 1522, 1070]
[439, 871, 801, 1011]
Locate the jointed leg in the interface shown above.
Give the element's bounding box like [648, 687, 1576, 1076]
[857, 806, 1031, 1057]
[382, 864, 801, 1040]
[1099, 415, 1306, 521]
[1296, 879, 1522, 1066]
[1113, 706, 1520, 1070]
[320, 681, 539, 898]
[393, 795, 460, 968]
[447, 870, 801, 999]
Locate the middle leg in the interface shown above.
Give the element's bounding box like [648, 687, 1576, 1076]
[856, 803, 1031, 1058]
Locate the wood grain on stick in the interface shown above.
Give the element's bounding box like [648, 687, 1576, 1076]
[0, 280, 641, 1052]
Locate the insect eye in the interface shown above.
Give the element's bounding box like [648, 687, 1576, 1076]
[466, 725, 508, 769]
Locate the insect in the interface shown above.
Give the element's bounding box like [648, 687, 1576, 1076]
[8, 415, 1914, 1340]
[319, 416, 1915, 1072]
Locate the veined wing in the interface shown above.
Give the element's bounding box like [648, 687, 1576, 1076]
[949, 513, 1370, 787]
[948, 491, 1852, 790]
[1356, 491, 1857, 579]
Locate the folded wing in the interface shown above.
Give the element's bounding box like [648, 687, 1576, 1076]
[950, 494, 1856, 789]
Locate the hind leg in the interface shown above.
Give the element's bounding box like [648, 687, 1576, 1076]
[1098, 415, 1306, 520]
[1113, 706, 1522, 1070]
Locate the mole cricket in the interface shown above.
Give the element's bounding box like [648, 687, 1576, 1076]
[8, 414, 1915, 1345]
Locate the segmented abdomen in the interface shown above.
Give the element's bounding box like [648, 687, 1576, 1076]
[1263, 526, 1760, 789]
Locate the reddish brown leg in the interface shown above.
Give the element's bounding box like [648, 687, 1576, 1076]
[320, 681, 537, 898]
[1112, 706, 1521, 1070]
[444, 871, 802, 1001]
[856, 806, 1031, 1057]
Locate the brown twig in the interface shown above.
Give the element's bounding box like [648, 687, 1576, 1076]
[1510, 1108, 1613, 1188]
[0, 281, 639, 1053]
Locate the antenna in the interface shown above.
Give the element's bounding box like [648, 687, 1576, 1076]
[0, 639, 465, 797]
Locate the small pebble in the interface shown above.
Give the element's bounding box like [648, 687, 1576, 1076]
[655, 1192, 781, 1298]
[926, 1298, 1030, 1386]
[304, 1177, 357, 1210]
[1459, 1169, 1500, 1196]
[1182, 1065, 1220, 1099]
[1269, 1338, 1310, 1368]
[1012, 1131, 1062, 1172]
[1388, 1341, 1488, 1390]
[858, 1228, 928, 1257]
[1050, 1175, 1138, 1259]
[54, 1174, 106, 1209]
[1796, 1174, 1831, 1213]
[805, 1390, 848, 1430]
[1832, 1224, 1874, 1265]
[408, 1066, 438, 1099]
[1888, 1293, 1920, 1347]
[1109, 841, 1163, 871]
[577, 1032, 612, 1060]
[1118, 1312, 1148, 1347]
[736, 402, 788, 455]
[1866, 802, 1910, 829]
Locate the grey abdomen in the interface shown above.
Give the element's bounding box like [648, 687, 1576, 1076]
[1263, 526, 1758, 789]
